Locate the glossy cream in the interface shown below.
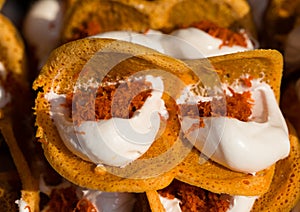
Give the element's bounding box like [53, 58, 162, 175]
[39, 177, 136, 211]
[181, 81, 290, 173]
[46, 75, 167, 167]
[159, 195, 181, 212]
[15, 199, 30, 212]
[159, 194, 257, 212]
[93, 27, 253, 59]
[82, 190, 136, 212]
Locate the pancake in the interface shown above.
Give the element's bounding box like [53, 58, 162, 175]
[251, 120, 300, 211]
[144, 120, 299, 211]
[33, 38, 195, 192]
[33, 36, 285, 200]
[60, 0, 256, 43]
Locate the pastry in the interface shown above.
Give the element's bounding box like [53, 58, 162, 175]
[32, 37, 293, 211]
[61, 0, 256, 43]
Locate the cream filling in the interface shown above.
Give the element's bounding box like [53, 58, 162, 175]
[93, 27, 254, 59]
[82, 190, 136, 212]
[39, 177, 136, 211]
[159, 194, 257, 212]
[46, 75, 167, 167]
[180, 81, 290, 174]
[15, 199, 30, 212]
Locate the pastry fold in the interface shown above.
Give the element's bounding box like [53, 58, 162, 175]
[61, 0, 256, 43]
[33, 37, 285, 200]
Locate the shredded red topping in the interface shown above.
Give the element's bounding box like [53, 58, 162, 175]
[43, 186, 96, 212]
[75, 198, 97, 212]
[179, 88, 254, 129]
[185, 20, 248, 48]
[65, 79, 152, 125]
[158, 179, 231, 212]
[70, 18, 102, 41]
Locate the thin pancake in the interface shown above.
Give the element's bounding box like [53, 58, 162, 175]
[61, 0, 256, 43]
[251, 121, 300, 211]
[145, 122, 299, 211]
[33, 38, 196, 192]
[33, 37, 283, 196]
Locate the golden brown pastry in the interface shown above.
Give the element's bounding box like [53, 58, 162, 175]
[61, 0, 256, 43]
[32, 36, 294, 212]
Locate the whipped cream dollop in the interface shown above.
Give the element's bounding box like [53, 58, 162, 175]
[94, 27, 254, 59]
[0, 62, 11, 108]
[23, 0, 63, 68]
[159, 195, 181, 212]
[82, 190, 136, 212]
[46, 75, 167, 167]
[15, 199, 30, 212]
[181, 80, 290, 174]
[39, 177, 136, 211]
[159, 194, 257, 212]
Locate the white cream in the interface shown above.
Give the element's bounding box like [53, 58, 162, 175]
[15, 199, 30, 212]
[40, 176, 136, 211]
[23, 0, 63, 68]
[181, 82, 290, 173]
[93, 27, 253, 59]
[93, 30, 165, 53]
[46, 75, 167, 167]
[82, 190, 136, 212]
[0, 62, 11, 109]
[227, 196, 257, 212]
[159, 195, 181, 212]
[159, 194, 257, 212]
[164, 28, 254, 59]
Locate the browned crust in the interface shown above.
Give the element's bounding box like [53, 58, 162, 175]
[61, 0, 256, 43]
[33, 37, 283, 195]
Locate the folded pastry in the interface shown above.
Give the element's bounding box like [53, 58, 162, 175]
[61, 0, 256, 43]
[32, 35, 294, 212]
[0, 13, 39, 211]
[145, 120, 299, 211]
[23, 0, 257, 79]
[38, 163, 143, 211]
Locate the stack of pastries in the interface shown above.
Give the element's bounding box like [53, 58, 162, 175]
[1, 0, 299, 211]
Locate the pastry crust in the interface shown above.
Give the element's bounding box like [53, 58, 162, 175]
[33, 37, 283, 196]
[61, 0, 256, 43]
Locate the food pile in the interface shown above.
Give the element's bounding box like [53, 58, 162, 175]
[0, 0, 300, 211]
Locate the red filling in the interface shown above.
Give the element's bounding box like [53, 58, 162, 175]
[43, 186, 97, 212]
[186, 20, 248, 48]
[158, 179, 231, 212]
[65, 79, 152, 125]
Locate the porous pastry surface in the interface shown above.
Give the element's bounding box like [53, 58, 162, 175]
[33, 35, 283, 195]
